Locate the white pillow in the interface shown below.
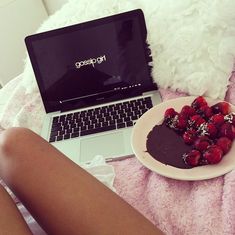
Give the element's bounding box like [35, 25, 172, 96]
[23, 0, 235, 99]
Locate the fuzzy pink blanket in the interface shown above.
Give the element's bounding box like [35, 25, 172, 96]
[0, 72, 235, 235]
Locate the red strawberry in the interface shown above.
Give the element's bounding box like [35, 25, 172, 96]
[164, 108, 177, 119]
[216, 137, 232, 154]
[219, 123, 235, 140]
[194, 136, 211, 152]
[206, 123, 218, 139]
[210, 114, 225, 128]
[183, 129, 197, 144]
[197, 105, 213, 119]
[189, 115, 206, 128]
[211, 102, 231, 115]
[182, 150, 201, 167]
[175, 115, 188, 131]
[203, 145, 223, 164]
[191, 96, 208, 110]
[180, 105, 196, 118]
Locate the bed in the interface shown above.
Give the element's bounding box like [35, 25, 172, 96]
[1, 0, 235, 234]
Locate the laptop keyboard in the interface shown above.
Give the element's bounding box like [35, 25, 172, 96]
[49, 97, 153, 143]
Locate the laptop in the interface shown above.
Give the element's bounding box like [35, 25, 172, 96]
[25, 9, 162, 164]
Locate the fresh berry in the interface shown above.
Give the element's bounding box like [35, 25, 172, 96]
[183, 150, 201, 167]
[219, 123, 235, 140]
[210, 114, 225, 128]
[180, 105, 196, 118]
[183, 129, 197, 144]
[197, 105, 213, 119]
[191, 96, 208, 110]
[175, 115, 188, 131]
[189, 115, 206, 128]
[203, 145, 223, 164]
[216, 137, 232, 154]
[211, 102, 231, 115]
[206, 123, 218, 139]
[164, 108, 177, 120]
[194, 136, 211, 152]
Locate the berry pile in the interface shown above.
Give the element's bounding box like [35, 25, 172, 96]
[164, 96, 235, 167]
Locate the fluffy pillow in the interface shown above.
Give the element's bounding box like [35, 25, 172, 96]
[23, 0, 235, 99]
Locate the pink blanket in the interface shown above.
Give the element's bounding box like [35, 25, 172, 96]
[1, 72, 235, 234]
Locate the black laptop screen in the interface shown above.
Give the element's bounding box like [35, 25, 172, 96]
[25, 10, 155, 112]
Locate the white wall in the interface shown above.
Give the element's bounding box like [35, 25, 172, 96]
[0, 0, 48, 86]
[43, 0, 68, 15]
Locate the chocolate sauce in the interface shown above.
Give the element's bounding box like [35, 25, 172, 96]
[146, 123, 193, 169]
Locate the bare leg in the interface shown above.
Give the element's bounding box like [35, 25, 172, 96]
[0, 184, 32, 234]
[0, 127, 164, 235]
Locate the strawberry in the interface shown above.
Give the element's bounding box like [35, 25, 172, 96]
[191, 96, 208, 110]
[183, 129, 197, 144]
[203, 145, 223, 164]
[206, 123, 218, 139]
[219, 123, 235, 140]
[189, 115, 206, 128]
[182, 150, 201, 167]
[194, 136, 211, 152]
[210, 114, 225, 128]
[197, 105, 213, 119]
[180, 105, 196, 118]
[211, 102, 231, 115]
[216, 137, 232, 154]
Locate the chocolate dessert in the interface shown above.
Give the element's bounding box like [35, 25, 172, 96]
[146, 122, 193, 169]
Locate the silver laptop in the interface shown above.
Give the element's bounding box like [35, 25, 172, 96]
[25, 9, 162, 164]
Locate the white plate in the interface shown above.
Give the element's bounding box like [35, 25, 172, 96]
[131, 96, 235, 181]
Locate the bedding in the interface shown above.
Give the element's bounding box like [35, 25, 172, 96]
[0, 0, 235, 234]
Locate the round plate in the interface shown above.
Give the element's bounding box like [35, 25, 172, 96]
[131, 96, 235, 181]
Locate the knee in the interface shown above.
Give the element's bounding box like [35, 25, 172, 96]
[0, 127, 35, 158]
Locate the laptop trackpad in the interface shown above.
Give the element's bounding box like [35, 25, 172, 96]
[80, 132, 125, 162]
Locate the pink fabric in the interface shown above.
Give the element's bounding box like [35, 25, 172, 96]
[0, 72, 235, 234]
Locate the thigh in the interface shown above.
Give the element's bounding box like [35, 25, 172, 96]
[0, 128, 163, 235]
[0, 184, 32, 235]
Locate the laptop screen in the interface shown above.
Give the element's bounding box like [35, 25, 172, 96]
[25, 9, 156, 113]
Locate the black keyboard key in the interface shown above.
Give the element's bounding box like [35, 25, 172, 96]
[49, 136, 56, 142]
[57, 135, 63, 141]
[64, 134, 70, 139]
[71, 132, 80, 138]
[126, 121, 134, 127]
[117, 123, 125, 129]
[50, 131, 58, 137]
[80, 125, 116, 136]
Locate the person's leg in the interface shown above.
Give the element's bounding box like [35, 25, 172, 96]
[0, 127, 164, 235]
[0, 184, 32, 234]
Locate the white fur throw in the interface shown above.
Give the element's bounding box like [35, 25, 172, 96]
[23, 0, 235, 99]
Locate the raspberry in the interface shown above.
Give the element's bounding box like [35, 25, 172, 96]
[211, 102, 231, 115]
[203, 145, 223, 164]
[191, 96, 208, 110]
[197, 105, 213, 119]
[194, 136, 211, 152]
[180, 105, 196, 118]
[219, 123, 235, 140]
[183, 129, 197, 144]
[216, 137, 232, 154]
[189, 115, 206, 128]
[210, 114, 225, 128]
[182, 150, 201, 167]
